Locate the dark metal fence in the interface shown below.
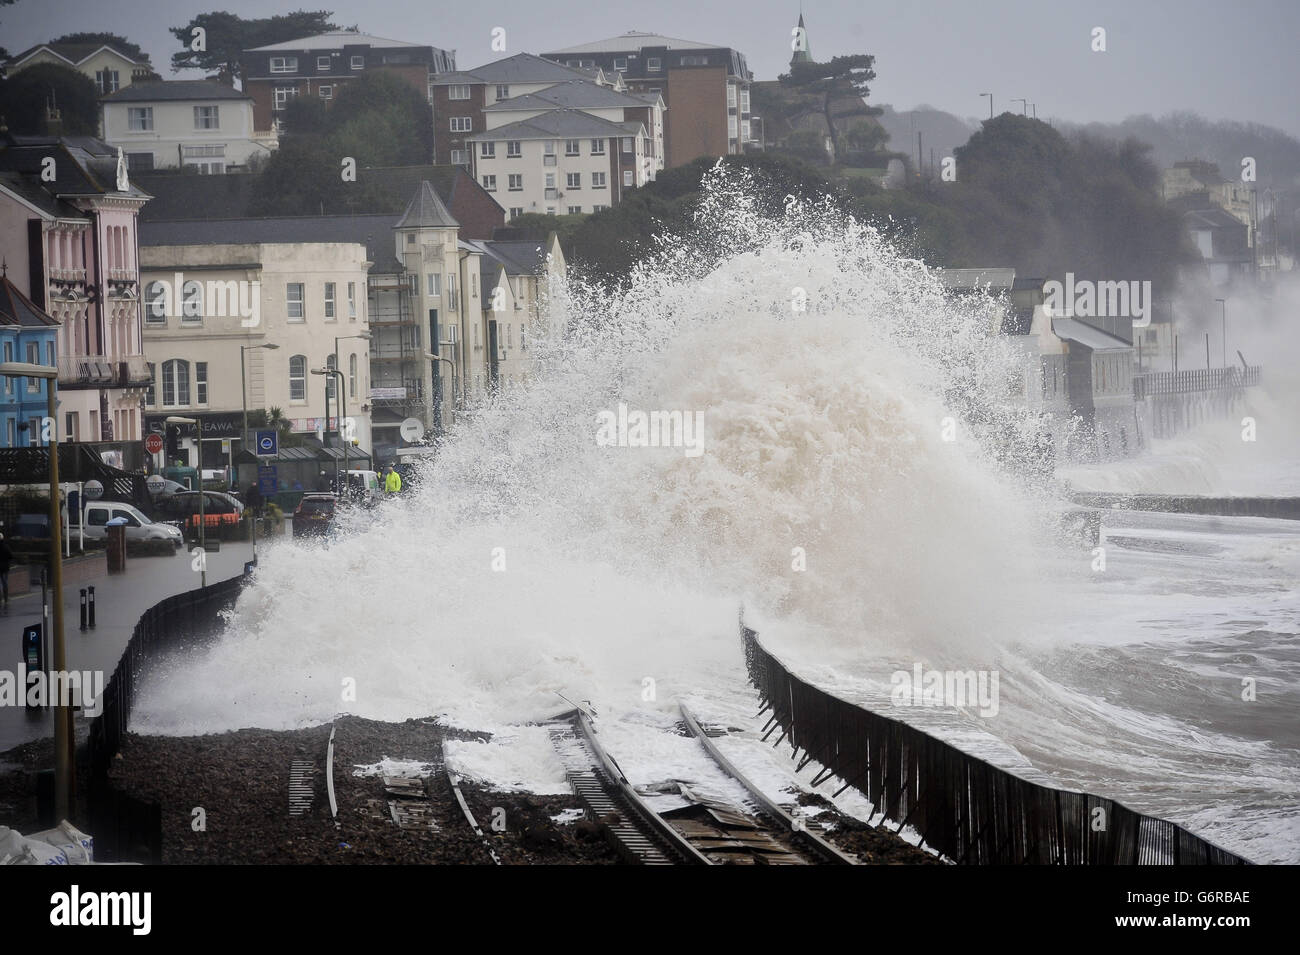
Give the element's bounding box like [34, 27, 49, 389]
[742, 623, 1249, 865]
[88, 571, 247, 779]
[1133, 366, 1260, 400]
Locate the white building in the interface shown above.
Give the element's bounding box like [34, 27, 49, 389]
[102, 81, 276, 174]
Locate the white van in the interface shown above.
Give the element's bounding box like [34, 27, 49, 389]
[81, 501, 184, 547]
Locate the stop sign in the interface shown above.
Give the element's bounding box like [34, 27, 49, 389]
[145, 433, 164, 454]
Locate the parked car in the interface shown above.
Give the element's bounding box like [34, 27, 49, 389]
[9, 513, 51, 540]
[153, 491, 245, 531]
[292, 494, 337, 538]
[81, 502, 184, 547]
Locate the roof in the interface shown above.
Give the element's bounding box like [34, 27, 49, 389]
[484, 79, 656, 111]
[545, 32, 722, 55]
[139, 214, 404, 274]
[463, 239, 550, 277]
[0, 137, 150, 200]
[102, 80, 251, 103]
[0, 274, 59, 327]
[246, 31, 431, 52]
[470, 109, 642, 141]
[1184, 208, 1246, 230]
[432, 52, 594, 86]
[396, 181, 458, 229]
[1052, 317, 1132, 351]
[937, 267, 1017, 291]
[0, 170, 87, 219]
[5, 42, 149, 69]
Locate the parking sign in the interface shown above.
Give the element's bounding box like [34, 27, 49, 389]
[256, 430, 278, 456]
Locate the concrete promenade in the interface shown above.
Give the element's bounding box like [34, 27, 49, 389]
[0, 540, 254, 754]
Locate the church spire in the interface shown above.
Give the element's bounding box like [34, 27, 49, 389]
[791, 9, 813, 67]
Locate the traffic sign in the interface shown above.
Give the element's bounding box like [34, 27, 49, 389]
[82, 480, 104, 500]
[255, 430, 278, 456]
[145, 474, 166, 494]
[257, 465, 278, 496]
[144, 433, 164, 455]
[400, 417, 425, 442]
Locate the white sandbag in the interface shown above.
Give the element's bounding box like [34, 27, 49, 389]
[31, 821, 94, 864]
[0, 826, 26, 865]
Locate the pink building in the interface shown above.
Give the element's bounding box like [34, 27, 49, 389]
[0, 135, 152, 443]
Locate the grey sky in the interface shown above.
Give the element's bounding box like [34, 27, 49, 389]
[5, 0, 1298, 137]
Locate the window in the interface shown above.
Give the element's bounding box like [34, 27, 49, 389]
[325, 354, 337, 399]
[565, 139, 580, 156]
[506, 140, 521, 157]
[566, 172, 581, 189]
[6, 419, 13, 446]
[144, 362, 155, 405]
[349, 354, 358, 398]
[481, 141, 495, 158]
[740, 88, 750, 113]
[546, 207, 555, 215]
[196, 362, 208, 406]
[450, 116, 472, 132]
[621, 136, 633, 153]
[350, 55, 364, 70]
[45, 341, 53, 367]
[742, 119, 751, 141]
[728, 115, 738, 138]
[146, 281, 168, 323]
[319, 85, 333, 100]
[623, 170, 634, 187]
[270, 56, 298, 73]
[482, 174, 497, 191]
[591, 171, 606, 188]
[614, 56, 627, 72]
[545, 172, 555, 188]
[508, 174, 522, 191]
[162, 359, 190, 407]
[25, 343, 39, 391]
[410, 273, 420, 296]
[274, 87, 298, 110]
[567, 205, 582, 215]
[28, 417, 41, 446]
[317, 56, 330, 70]
[2, 341, 10, 392]
[194, 105, 219, 129]
[289, 355, 307, 401]
[65, 412, 77, 442]
[127, 152, 154, 171]
[591, 138, 605, 155]
[508, 207, 523, 218]
[447, 274, 458, 310]
[287, 283, 304, 320]
[647, 57, 662, 71]
[448, 84, 470, 99]
[496, 85, 509, 100]
[96, 70, 119, 94]
[181, 280, 202, 323]
[727, 85, 737, 108]
[450, 149, 470, 165]
[348, 281, 357, 319]
[127, 107, 153, 131]
[427, 272, 441, 295]
[324, 282, 336, 319]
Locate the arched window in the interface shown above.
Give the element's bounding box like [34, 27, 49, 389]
[161, 359, 189, 407]
[181, 280, 203, 323]
[349, 354, 357, 398]
[145, 281, 168, 324]
[325, 353, 337, 400]
[289, 355, 306, 401]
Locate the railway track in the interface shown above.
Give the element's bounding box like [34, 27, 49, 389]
[548, 705, 859, 865]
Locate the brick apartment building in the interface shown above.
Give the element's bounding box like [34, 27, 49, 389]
[542, 32, 753, 167]
[242, 31, 454, 132]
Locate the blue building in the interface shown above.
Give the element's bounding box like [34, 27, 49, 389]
[0, 271, 59, 447]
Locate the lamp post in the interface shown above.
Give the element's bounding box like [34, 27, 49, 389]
[980, 93, 992, 119]
[167, 415, 204, 587]
[0, 361, 70, 821]
[240, 343, 279, 560]
[311, 367, 347, 489]
[334, 333, 370, 484]
[424, 352, 457, 432]
[1214, 298, 1226, 368]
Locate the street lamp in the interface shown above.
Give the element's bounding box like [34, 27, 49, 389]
[980, 93, 992, 120]
[424, 352, 457, 433]
[0, 361, 70, 821]
[334, 333, 370, 482]
[1214, 298, 1226, 368]
[311, 367, 347, 489]
[166, 415, 204, 587]
[240, 343, 279, 561]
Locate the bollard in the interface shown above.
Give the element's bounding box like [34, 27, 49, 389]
[79, 588, 87, 632]
[87, 585, 96, 630]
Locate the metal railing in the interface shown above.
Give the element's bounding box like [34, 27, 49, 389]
[1134, 366, 1260, 400]
[742, 622, 1249, 864]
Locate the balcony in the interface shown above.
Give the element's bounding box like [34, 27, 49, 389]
[57, 354, 153, 390]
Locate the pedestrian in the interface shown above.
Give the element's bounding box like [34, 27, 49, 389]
[383, 464, 402, 494]
[247, 482, 263, 517]
[0, 532, 13, 606]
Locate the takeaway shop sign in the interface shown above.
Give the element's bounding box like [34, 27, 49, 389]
[143, 412, 243, 438]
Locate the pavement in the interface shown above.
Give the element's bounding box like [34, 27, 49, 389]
[0, 539, 254, 754]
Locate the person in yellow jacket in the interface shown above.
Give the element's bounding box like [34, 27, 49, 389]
[383, 465, 403, 494]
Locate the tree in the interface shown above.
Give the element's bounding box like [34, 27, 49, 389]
[50, 32, 152, 65]
[0, 63, 100, 135]
[169, 10, 338, 83]
[779, 55, 880, 160]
